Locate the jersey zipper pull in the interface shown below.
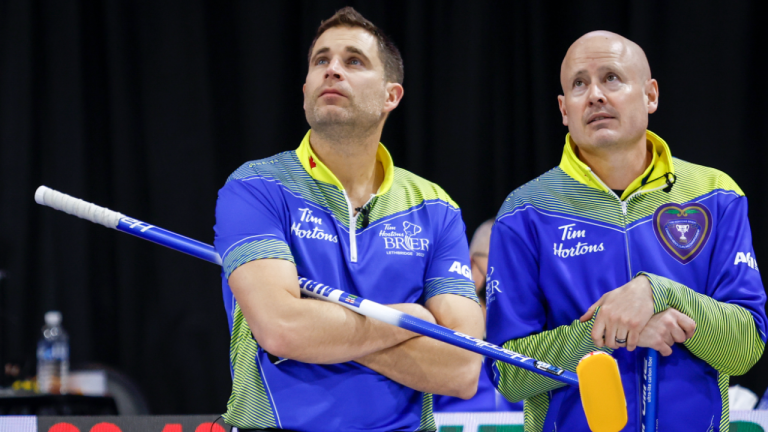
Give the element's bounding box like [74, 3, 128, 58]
[355, 206, 370, 228]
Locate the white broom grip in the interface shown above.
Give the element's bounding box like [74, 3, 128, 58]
[35, 186, 123, 229]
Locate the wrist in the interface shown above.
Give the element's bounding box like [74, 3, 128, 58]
[635, 272, 669, 314]
[636, 275, 652, 300]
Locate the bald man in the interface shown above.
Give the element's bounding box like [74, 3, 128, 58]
[485, 31, 766, 431]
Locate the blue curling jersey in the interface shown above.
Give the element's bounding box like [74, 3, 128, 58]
[485, 131, 767, 432]
[214, 131, 478, 431]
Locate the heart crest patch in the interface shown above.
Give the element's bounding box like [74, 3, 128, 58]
[653, 203, 713, 265]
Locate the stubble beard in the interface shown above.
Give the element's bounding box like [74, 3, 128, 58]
[305, 89, 386, 153]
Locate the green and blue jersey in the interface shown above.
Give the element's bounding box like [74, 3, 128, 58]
[214, 131, 478, 431]
[485, 131, 767, 432]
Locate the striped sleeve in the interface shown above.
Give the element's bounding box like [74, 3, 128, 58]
[641, 272, 765, 376]
[494, 312, 611, 403]
[424, 277, 479, 303]
[215, 177, 296, 280]
[423, 208, 478, 303]
[223, 239, 295, 279]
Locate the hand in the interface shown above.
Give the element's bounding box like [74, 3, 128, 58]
[637, 308, 696, 356]
[387, 303, 437, 324]
[579, 276, 655, 351]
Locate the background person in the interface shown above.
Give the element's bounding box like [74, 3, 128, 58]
[214, 7, 484, 432]
[485, 31, 767, 431]
[433, 219, 523, 413]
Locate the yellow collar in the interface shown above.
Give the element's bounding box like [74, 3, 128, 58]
[559, 130, 674, 200]
[295, 130, 395, 195]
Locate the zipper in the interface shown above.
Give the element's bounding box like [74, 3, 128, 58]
[586, 169, 650, 279]
[587, 168, 668, 429]
[618, 185, 666, 278]
[342, 191, 375, 263]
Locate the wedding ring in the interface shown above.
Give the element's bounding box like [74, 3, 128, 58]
[615, 338, 627, 344]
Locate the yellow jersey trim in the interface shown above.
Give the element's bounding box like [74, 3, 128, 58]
[296, 130, 395, 195]
[559, 130, 675, 200]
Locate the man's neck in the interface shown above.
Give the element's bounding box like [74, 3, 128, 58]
[575, 135, 652, 191]
[309, 129, 385, 210]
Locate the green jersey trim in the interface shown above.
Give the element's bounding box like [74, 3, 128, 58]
[228, 150, 459, 230]
[499, 158, 744, 227]
[642, 272, 765, 376]
[223, 239, 295, 279]
[223, 303, 278, 429]
[425, 277, 479, 304]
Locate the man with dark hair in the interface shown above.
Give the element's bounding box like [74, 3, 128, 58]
[214, 7, 483, 432]
[485, 31, 766, 431]
[308, 8, 404, 85]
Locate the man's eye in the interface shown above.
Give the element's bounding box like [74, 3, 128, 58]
[607, 74, 618, 82]
[316, 58, 328, 65]
[574, 80, 584, 87]
[348, 58, 361, 65]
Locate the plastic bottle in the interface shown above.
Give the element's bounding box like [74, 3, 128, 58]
[36, 311, 69, 394]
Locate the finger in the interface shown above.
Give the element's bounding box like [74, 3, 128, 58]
[580, 302, 600, 323]
[652, 336, 673, 356]
[635, 330, 646, 350]
[678, 315, 696, 340]
[592, 317, 606, 348]
[663, 332, 675, 347]
[658, 344, 673, 356]
[626, 327, 641, 351]
[605, 322, 621, 350]
[670, 325, 687, 344]
[614, 330, 629, 350]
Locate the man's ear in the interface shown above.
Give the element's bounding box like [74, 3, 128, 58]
[383, 82, 404, 113]
[557, 95, 569, 126]
[646, 79, 659, 114]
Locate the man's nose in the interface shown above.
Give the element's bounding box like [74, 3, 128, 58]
[587, 84, 606, 106]
[324, 58, 344, 80]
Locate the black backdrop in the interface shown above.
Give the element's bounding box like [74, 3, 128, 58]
[1, 0, 767, 415]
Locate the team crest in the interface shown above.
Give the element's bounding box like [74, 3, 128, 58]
[653, 203, 712, 265]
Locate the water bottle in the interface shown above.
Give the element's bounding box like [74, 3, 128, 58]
[36, 311, 69, 394]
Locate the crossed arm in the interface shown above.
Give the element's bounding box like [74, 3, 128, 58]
[229, 258, 484, 398]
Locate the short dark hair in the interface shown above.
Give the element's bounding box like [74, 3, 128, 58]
[308, 7, 404, 84]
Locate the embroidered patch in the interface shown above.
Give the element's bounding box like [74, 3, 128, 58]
[653, 203, 713, 265]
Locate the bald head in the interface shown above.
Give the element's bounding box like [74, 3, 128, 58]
[556, 31, 659, 157]
[469, 219, 494, 257]
[561, 31, 651, 93]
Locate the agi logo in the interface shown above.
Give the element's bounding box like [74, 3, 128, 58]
[734, 252, 759, 271]
[448, 261, 472, 279]
[379, 221, 430, 257]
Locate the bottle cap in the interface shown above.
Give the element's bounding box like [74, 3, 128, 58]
[44, 311, 62, 326]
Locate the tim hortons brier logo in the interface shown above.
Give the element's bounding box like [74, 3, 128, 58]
[379, 221, 429, 257]
[485, 267, 502, 305]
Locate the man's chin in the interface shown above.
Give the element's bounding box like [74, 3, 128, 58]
[581, 129, 623, 148]
[310, 107, 353, 125]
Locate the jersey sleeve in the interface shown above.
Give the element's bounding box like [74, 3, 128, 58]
[640, 195, 767, 376]
[484, 217, 608, 403]
[422, 207, 478, 303]
[214, 177, 294, 279]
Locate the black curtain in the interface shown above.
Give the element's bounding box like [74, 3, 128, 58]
[1, 0, 766, 414]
